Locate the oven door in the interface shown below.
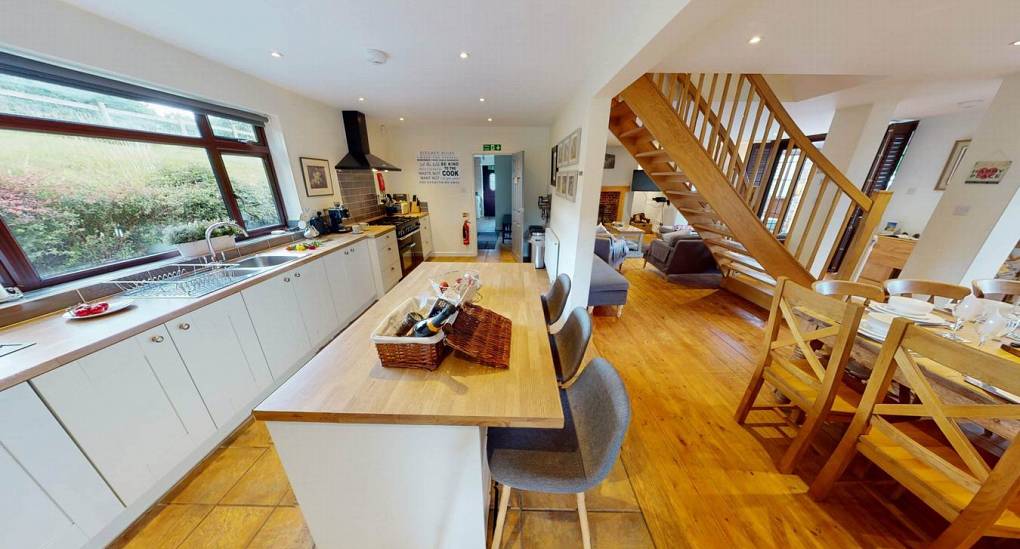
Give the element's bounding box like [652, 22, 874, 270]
[398, 233, 423, 275]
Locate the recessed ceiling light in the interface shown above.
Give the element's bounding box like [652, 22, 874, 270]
[479, 97, 486, 102]
[270, 51, 283, 58]
[459, 51, 470, 59]
[358, 97, 365, 102]
[1012, 40, 1020, 46]
[399, 117, 405, 121]
[487, 117, 493, 122]
[748, 35, 762, 45]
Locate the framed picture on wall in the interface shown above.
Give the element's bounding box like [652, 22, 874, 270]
[567, 128, 581, 164]
[934, 139, 970, 191]
[300, 157, 335, 197]
[550, 145, 558, 185]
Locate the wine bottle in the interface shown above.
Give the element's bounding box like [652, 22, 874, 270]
[412, 304, 457, 337]
[394, 312, 424, 337]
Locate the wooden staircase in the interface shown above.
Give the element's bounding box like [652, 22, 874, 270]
[610, 73, 891, 306]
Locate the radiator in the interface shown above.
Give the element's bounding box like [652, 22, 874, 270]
[544, 228, 559, 284]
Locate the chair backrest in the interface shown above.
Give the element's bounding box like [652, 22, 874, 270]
[812, 279, 886, 305]
[972, 278, 1020, 305]
[762, 277, 865, 408]
[554, 307, 592, 383]
[541, 273, 571, 326]
[848, 318, 1020, 544]
[566, 358, 631, 485]
[884, 278, 971, 304]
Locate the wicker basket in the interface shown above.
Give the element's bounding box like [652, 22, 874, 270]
[445, 303, 513, 369]
[371, 298, 454, 370]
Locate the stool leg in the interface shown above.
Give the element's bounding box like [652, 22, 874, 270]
[577, 492, 591, 549]
[491, 484, 511, 549]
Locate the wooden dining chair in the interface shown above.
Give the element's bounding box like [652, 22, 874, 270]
[884, 278, 971, 304]
[972, 278, 1020, 304]
[735, 277, 866, 473]
[810, 318, 1020, 548]
[812, 280, 886, 305]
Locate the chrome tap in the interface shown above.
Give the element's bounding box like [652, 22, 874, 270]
[205, 221, 249, 260]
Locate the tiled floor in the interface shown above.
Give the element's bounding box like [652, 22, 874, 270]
[112, 419, 654, 548]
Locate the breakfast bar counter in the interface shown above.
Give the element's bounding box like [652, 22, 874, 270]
[253, 262, 564, 548]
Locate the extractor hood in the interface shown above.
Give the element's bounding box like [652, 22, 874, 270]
[336, 110, 401, 171]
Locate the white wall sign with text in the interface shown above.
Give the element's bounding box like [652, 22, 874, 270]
[416, 151, 461, 184]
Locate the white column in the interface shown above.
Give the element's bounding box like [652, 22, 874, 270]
[802, 100, 898, 274]
[903, 72, 1020, 284]
[548, 94, 611, 316]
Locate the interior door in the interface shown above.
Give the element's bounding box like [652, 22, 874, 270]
[511, 151, 525, 261]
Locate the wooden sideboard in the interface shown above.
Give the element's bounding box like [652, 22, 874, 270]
[855, 235, 917, 285]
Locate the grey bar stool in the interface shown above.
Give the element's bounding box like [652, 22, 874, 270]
[551, 307, 592, 386]
[488, 358, 631, 549]
[541, 273, 571, 327]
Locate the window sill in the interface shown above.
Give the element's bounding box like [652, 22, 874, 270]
[0, 228, 304, 327]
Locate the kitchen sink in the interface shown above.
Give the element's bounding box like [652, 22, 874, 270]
[232, 255, 297, 269]
[113, 255, 297, 298]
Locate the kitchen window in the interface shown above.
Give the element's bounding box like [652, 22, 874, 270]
[0, 53, 286, 291]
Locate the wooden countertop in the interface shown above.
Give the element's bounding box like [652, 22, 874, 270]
[253, 262, 565, 428]
[0, 233, 371, 391]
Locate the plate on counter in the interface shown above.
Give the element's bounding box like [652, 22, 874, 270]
[64, 299, 134, 320]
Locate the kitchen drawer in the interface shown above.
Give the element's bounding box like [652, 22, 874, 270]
[382, 262, 402, 289]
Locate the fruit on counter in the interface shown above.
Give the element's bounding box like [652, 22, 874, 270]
[286, 240, 323, 251]
[72, 302, 109, 317]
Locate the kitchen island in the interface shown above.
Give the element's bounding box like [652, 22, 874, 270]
[254, 262, 564, 548]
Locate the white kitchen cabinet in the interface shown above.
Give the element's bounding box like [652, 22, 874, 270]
[323, 241, 377, 327]
[290, 258, 341, 348]
[32, 325, 216, 506]
[368, 231, 402, 298]
[243, 270, 311, 379]
[168, 293, 274, 428]
[0, 383, 123, 548]
[419, 215, 434, 259]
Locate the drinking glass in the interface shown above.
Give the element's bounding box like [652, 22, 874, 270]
[977, 310, 1008, 347]
[944, 296, 983, 342]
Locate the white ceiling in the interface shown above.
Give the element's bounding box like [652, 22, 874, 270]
[60, 0, 679, 126]
[61, 0, 1020, 130]
[657, 0, 1020, 78]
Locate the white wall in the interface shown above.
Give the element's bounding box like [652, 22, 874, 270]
[881, 110, 984, 235]
[549, 94, 611, 313]
[601, 146, 639, 187]
[0, 0, 363, 219]
[904, 71, 1020, 285]
[382, 126, 549, 256]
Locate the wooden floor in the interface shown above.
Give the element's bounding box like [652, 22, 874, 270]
[113, 251, 1002, 548]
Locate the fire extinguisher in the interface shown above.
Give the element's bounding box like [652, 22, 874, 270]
[463, 219, 471, 245]
[375, 171, 386, 192]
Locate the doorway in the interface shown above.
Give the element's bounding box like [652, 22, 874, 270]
[473, 153, 524, 258]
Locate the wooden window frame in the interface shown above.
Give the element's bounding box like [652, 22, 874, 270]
[0, 99, 286, 291]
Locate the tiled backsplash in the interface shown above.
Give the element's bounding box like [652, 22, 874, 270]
[337, 170, 384, 221]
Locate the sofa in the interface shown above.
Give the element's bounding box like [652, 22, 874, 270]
[594, 233, 629, 270]
[589, 254, 629, 317]
[643, 232, 718, 278]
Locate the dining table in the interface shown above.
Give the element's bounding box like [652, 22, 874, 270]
[801, 302, 1020, 439]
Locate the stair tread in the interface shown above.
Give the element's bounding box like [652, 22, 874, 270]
[675, 207, 716, 217]
[665, 190, 702, 198]
[691, 223, 735, 239]
[720, 260, 777, 286]
[702, 237, 747, 253]
[618, 126, 647, 139]
[635, 149, 669, 158]
[711, 248, 766, 273]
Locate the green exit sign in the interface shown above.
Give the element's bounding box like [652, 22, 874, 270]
[482, 144, 502, 151]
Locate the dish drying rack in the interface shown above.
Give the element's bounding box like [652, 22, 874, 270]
[110, 261, 244, 298]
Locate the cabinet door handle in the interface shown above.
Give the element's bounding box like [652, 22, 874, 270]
[294, 273, 302, 278]
[387, 247, 392, 252]
[283, 277, 291, 282]
[178, 323, 190, 331]
[151, 335, 164, 343]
